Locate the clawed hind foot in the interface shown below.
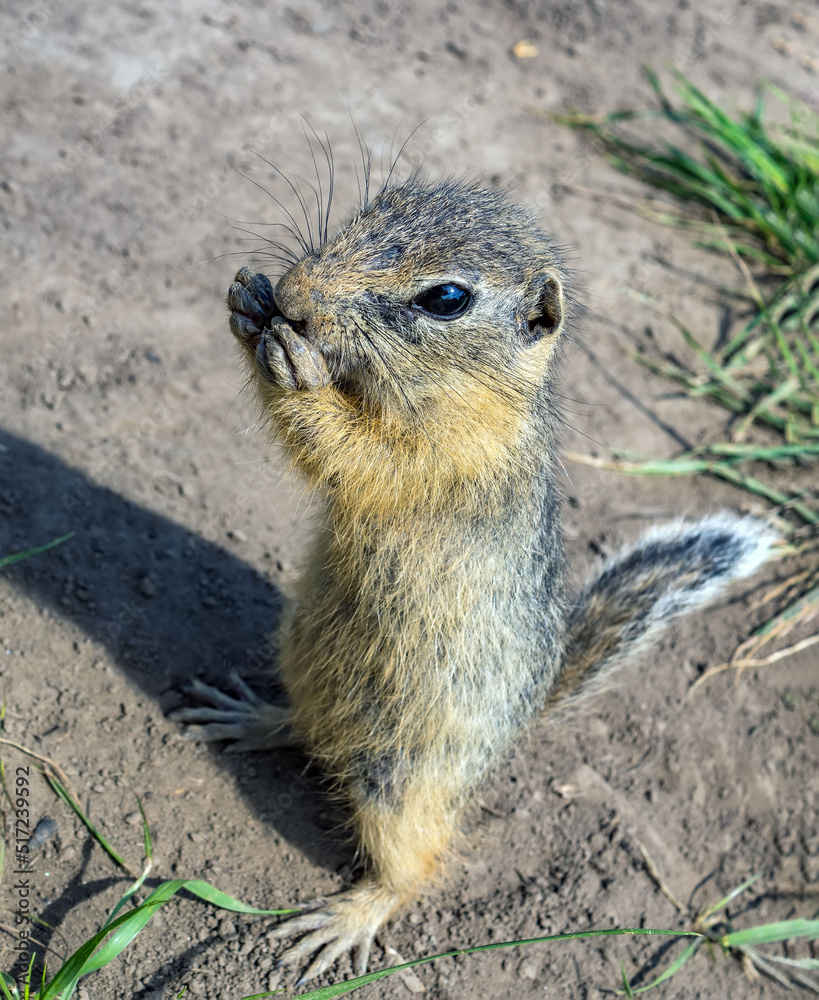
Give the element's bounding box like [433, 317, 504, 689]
[271, 882, 403, 984]
[170, 668, 296, 752]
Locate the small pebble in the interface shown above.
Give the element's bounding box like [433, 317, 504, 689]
[29, 816, 58, 850]
[219, 918, 238, 940]
[518, 958, 539, 980]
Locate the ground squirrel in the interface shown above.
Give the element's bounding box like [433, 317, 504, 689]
[174, 175, 777, 983]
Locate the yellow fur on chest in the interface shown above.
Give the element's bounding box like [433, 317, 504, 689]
[262, 370, 532, 524]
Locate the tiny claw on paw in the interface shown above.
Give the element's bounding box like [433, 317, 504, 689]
[271, 883, 401, 983]
[256, 321, 332, 391]
[227, 268, 276, 346]
[169, 669, 295, 751]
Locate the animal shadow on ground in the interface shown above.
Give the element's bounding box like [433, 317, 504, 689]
[0, 428, 351, 922]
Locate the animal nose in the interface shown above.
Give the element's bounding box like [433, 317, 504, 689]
[274, 260, 321, 325]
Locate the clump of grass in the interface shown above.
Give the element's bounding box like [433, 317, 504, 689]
[0, 739, 294, 999]
[630, 847, 819, 995]
[555, 67, 819, 272]
[552, 69, 819, 674]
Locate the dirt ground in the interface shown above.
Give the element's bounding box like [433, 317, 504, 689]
[1, 1, 817, 998]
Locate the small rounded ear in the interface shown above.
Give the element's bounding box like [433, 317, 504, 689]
[522, 273, 564, 345]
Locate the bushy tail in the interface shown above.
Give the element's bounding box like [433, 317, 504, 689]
[544, 513, 779, 715]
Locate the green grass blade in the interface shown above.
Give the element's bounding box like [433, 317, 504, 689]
[622, 287, 752, 399]
[624, 938, 702, 994]
[294, 928, 701, 1000]
[698, 872, 763, 921]
[692, 465, 818, 524]
[100, 861, 153, 933]
[577, 450, 818, 523]
[138, 800, 153, 860]
[77, 881, 197, 976]
[770, 320, 805, 384]
[43, 772, 130, 872]
[763, 954, 819, 971]
[731, 378, 801, 441]
[747, 580, 819, 641]
[620, 962, 636, 998]
[178, 879, 298, 915]
[743, 947, 811, 990]
[0, 972, 18, 1000]
[0, 533, 74, 569]
[100, 799, 156, 930]
[795, 332, 819, 387]
[674, 324, 751, 400]
[39, 899, 167, 998]
[723, 918, 819, 949]
[40, 878, 295, 995]
[706, 441, 819, 460]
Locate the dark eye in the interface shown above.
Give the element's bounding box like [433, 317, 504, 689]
[412, 283, 472, 319]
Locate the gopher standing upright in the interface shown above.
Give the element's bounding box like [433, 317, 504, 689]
[176, 176, 776, 982]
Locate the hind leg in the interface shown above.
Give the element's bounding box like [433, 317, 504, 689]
[170, 669, 297, 752]
[271, 779, 456, 983]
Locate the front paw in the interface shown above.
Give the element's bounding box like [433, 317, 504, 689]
[227, 266, 276, 345]
[256, 321, 332, 391]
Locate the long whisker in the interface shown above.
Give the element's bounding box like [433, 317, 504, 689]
[301, 119, 324, 249]
[191, 247, 296, 271]
[248, 152, 318, 254]
[231, 242, 297, 263]
[383, 121, 427, 192]
[230, 225, 301, 260]
[351, 117, 373, 210]
[300, 119, 336, 247]
[323, 133, 335, 245]
[228, 228, 301, 271]
[235, 167, 311, 255]
[291, 174, 318, 251]
[230, 221, 304, 257]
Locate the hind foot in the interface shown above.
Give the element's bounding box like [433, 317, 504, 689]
[271, 881, 403, 984]
[170, 669, 295, 752]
